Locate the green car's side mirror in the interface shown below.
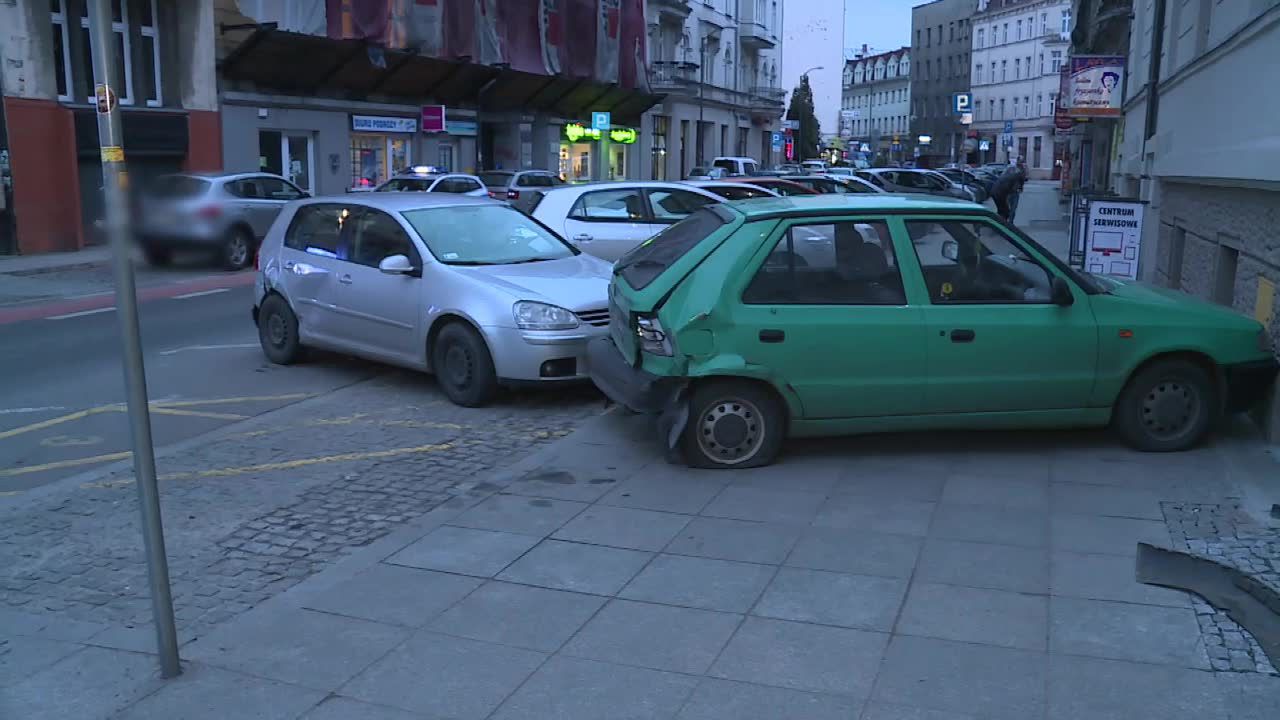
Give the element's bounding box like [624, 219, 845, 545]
[941, 239, 959, 261]
[1051, 276, 1075, 306]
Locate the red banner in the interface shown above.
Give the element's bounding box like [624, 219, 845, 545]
[326, 0, 644, 87]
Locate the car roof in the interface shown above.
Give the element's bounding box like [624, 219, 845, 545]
[301, 193, 495, 212]
[164, 171, 282, 182]
[537, 180, 710, 193]
[725, 193, 982, 219]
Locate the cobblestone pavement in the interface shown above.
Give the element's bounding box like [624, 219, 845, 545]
[0, 372, 601, 639]
[1163, 501, 1280, 675]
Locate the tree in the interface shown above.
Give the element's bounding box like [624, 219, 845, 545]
[786, 76, 822, 161]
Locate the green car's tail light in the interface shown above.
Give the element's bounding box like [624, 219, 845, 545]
[636, 315, 673, 356]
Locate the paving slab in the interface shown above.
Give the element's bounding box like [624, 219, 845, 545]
[563, 599, 741, 674]
[1215, 672, 1280, 719]
[496, 539, 652, 595]
[0, 634, 82, 687]
[505, 468, 624, 503]
[114, 664, 325, 720]
[448, 493, 587, 537]
[301, 563, 481, 627]
[928, 504, 1048, 547]
[620, 554, 776, 613]
[753, 567, 906, 632]
[1050, 513, 1171, 555]
[873, 635, 1047, 718]
[1049, 596, 1209, 669]
[298, 696, 425, 720]
[701, 486, 827, 525]
[185, 607, 405, 691]
[599, 475, 726, 514]
[341, 630, 545, 718]
[813, 495, 937, 536]
[914, 539, 1049, 594]
[897, 582, 1047, 651]
[490, 656, 698, 720]
[665, 517, 801, 565]
[940, 472, 1049, 510]
[859, 702, 979, 720]
[552, 505, 691, 551]
[676, 677, 862, 720]
[709, 616, 888, 697]
[1049, 550, 1190, 607]
[385, 525, 540, 577]
[428, 581, 605, 652]
[725, 460, 843, 495]
[833, 468, 947, 501]
[3, 646, 162, 720]
[1050, 482, 1165, 520]
[784, 526, 922, 578]
[1047, 654, 1222, 720]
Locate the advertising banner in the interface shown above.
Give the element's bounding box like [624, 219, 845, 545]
[1084, 199, 1144, 279]
[325, 0, 646, 88]
[1067, 55, 1125, 117]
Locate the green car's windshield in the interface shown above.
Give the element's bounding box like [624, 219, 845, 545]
[401, 205, 577, 265]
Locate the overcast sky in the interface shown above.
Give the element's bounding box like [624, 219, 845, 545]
[782, 0, 916, 133]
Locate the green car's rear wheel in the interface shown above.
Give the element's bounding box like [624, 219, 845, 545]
[1114, 359, 1216, 452]
[682, 381, 785, 468]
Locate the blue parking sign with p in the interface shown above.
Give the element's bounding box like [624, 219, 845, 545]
[953, 92, 972, 115]
[771, 131, 783, 150]
[592, 112, 611, 131]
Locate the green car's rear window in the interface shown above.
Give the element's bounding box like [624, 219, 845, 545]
[615, 206, 729, 290]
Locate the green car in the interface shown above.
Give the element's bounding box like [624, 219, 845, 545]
[587, 195, 1278, 468]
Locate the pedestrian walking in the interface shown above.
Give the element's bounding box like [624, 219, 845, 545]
[990, 160, 1027, 222]
[1007, 160, 1028, 223]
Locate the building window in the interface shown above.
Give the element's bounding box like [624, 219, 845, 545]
[926, 27, 932, 46]
[1014, 58, 1021, 79]
[1040, 12, 1048, 35]
[1061, 9, 1072, 34]
[1016, 19, 1023, 40]
[949, 22, 955, 41]
[991, 24, 998, 45]
[1051, 51, 1062, 72]
[1023, 96, 1030, 118]
[1000, 98, 1006, 118]
[1050, 93, 1057, 115]
[1036, 93, 1043, 116]
[977, 28, 985, 48]
[974, 63, 982, 83]
[78, 0, 161, 106]
[651, 115, 669, 181]
[1025, 56, 1032, 77]
[50, 0, 73, 101]
[1002, 22, 1008, 43]
[1039, 52, 1045, 74]
[1013, 96, 1019, 117]
[1001, 60, 1007, 81]
[1033, 135, 1042, 168]
[138, 0, 161, 106]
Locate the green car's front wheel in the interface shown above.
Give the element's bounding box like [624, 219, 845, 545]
[1113, 358, 1216, 452]
[682, 381, 786, 469]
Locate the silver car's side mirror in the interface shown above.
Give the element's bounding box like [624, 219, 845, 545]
[378, 254, 415, 275]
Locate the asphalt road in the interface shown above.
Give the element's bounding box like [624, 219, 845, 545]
[0, 272, 376, 492]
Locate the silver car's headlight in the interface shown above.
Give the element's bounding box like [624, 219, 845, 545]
[513, 301, 579, 330]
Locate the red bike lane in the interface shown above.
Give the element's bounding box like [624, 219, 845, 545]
[0, 271, 256, 325]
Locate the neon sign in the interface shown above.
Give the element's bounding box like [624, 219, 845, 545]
[564, 123, 638, 144]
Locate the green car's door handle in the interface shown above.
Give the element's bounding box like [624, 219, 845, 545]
[759, 329, 786, 343]
[950, 329, 976, 343]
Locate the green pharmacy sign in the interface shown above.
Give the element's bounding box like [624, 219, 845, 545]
[564, 123, 637, 144]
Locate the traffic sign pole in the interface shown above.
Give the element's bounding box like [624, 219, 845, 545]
[88, 0, 181, 679]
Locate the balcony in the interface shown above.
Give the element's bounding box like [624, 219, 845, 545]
[650, 0, 692, 22]
[752, 86, 786, 102]
[1041, 29, 1070, 44]
[738, 1, 776, 50]
[649, 61, 699, 93]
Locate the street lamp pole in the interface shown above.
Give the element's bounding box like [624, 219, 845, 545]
[798, 65, 823, 161]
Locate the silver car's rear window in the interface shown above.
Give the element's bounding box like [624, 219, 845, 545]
[150, 176, 210, 198]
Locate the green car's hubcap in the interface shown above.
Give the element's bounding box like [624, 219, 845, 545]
[1141, 381, 1199, 440]
[698, 398, 763, 464]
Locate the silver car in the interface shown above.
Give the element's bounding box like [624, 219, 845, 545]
[253, 194, 612, 406]
[477, 170, 565, 202]
[373, 167, 489, 198]
[138, 172, 308, 269]
[525, 181, 724, 261]
[856, 169, 971, 200]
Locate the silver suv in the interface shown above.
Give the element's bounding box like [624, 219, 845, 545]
[373, 167, 488, 197]
[477, 170, 564, 202]
[138, 172, 308, 270]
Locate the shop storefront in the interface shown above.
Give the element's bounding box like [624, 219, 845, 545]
[350, 114, 417, 190]
[559, 122, 639, 182]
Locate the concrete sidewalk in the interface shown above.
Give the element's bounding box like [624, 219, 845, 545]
[0, 247, 114, 276]
[8, 410, 1278, 719]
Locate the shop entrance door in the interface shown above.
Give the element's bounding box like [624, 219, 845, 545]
[258, 131, 315, 192]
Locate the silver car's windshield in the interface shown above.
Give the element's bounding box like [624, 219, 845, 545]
[401, 205, 577, 265]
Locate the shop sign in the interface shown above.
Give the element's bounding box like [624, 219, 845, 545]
[421, 105, 446, 133]
[608, 128, 637, 144]
[1067, 55, 1124, 118]
[1082, 199, 1144, 280]
[917, 135, 932, 145]
[352, 115, 417, 133]
[564, 123, 638, 144]
[445, 120, 478, 136]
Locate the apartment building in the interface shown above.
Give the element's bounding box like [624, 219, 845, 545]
[643, 0, 787, 179]
[841, 47, 912, 164]
[910, 0, 974, 168]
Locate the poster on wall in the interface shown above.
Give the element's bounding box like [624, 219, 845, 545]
[1067, 55, 1125, 117]
[1084, 199, 1145, 280]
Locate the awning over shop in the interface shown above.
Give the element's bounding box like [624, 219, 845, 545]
[218, 27, 664, 124]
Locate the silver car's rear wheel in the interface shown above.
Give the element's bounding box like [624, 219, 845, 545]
[224, 228, 253, 270]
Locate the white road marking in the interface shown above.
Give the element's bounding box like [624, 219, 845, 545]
[171, 288, 231, 300]
[46, 306, 115, 320]
[158, 343, 259, 356]
[0, 406, 67, 415]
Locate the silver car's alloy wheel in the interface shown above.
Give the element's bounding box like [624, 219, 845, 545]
[442, 344, 474, 389]
[265, 313, 287, 348]
[696, 397, 766, 465]
[1141, 381, 1201, 442]
[227, 234, 250, 267]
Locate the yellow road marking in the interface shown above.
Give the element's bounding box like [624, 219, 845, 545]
[150, 408, 249, 421]
[149, 393, 315, 408]
[0, 406, 117, 441]
[83, 442, 455, 489]
[0, 490, 24, 497]
[0, 451, 133, 477]
[40, 434, 104, 447]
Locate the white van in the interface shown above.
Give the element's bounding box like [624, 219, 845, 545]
[711, 156, 760, 176]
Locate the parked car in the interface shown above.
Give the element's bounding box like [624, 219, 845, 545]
[936, 168, 992, 201]
[588, 194, 1278, 467]
[138, 172, 308, 270]
[919, 169, 985, 202]
[254, 194, 612, 407]
[774, 163, 804, 174]
[684, 181, 781, 200]
[782, 174, 878, 195]
[523, 182, 724, 261]
[374, 167, 489, 197]
[711, 156, 761, 176]
[687, 166, 730, 180]
[711, 177, 815, 197]
[823, 167, 856, 179]
[856, 169, 970, 200]
[477, 170, 565, 201]
[801, 160, 828, 172]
